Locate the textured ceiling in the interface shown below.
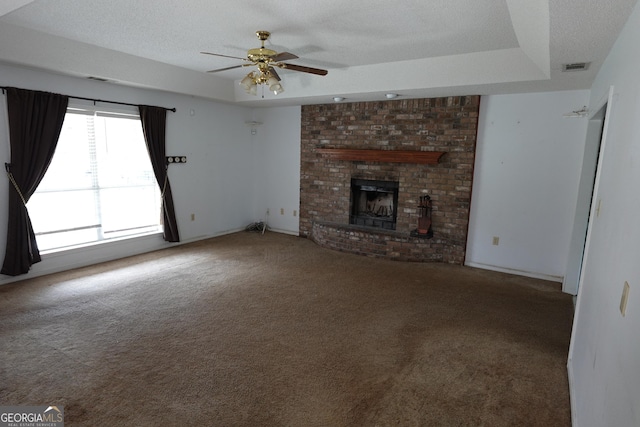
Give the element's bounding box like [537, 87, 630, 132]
[0, 0, 637, 107]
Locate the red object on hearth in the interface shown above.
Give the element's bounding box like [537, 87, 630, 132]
[418, 217, 431, 234]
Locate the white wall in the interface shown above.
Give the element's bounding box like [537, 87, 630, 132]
[0, 63, 256, 285]
[466, 91, 589, 281]
[250, 106, 301, 235]
[568, 2, 640, 425]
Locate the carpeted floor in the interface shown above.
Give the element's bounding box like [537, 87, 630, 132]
[0, 231, 573, 426]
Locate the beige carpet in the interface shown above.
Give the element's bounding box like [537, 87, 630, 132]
[0, 231, 573, 426]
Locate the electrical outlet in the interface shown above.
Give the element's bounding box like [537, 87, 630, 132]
[190, 213, 195, 221]
[280, 208, 284, 215]
[492, 236, 499, 246]
[620, 281, 630, 316]
[266, 209, 270, 215]
[293, 210, 297, 217]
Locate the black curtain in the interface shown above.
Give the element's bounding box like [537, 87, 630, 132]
[139, 105, 180, 242]
[1, 88, 68, 276]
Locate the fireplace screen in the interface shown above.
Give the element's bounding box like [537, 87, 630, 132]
[350, 179, 399, 230]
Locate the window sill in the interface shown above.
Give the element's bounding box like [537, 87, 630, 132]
[40, 231, 164, 258]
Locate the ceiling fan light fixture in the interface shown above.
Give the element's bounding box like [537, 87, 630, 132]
[248, 82, 258, 96]
[239, 71, 263, 95]
[240, 73, 255, 92]
[240, 70, 285, 96]
[266, 75, 278, 86]
[385, 93, 398, 99]
[270, 82, 284, 95]
[266, 74, 284, 94]
[333, 97, 345, 102]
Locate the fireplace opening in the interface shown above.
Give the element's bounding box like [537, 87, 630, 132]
[350, 178, 399, 230]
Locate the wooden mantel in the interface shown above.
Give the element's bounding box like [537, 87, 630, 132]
[316, 148, 446, 164]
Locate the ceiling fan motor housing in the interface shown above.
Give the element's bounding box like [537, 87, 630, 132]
[247, 47, 277, 63]
[248, 31, 277, 62]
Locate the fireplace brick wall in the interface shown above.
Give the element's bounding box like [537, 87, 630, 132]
[300, 96, 480, 264]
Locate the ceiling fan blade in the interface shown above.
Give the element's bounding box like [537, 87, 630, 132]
[272, 51, 298, 62]
[268, 66, 281, 81]
[281, 63, 328, 76]
[207, 65, 245, 73]
[200, 51, 250, 62]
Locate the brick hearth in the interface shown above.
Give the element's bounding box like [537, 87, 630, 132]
[300, 96, 479, 264]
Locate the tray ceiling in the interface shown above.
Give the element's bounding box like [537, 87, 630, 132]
[0, 0, 637, 106]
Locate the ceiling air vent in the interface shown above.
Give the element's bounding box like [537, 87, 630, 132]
[562, 62, 590, 72]
[87, 76, 110, 82]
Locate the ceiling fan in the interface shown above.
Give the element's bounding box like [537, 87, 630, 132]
[201, 30, 328, 95]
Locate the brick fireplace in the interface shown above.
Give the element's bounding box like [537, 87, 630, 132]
[300, 96, 479, 264]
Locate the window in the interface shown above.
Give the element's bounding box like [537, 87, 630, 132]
[27, 104, 162, 252]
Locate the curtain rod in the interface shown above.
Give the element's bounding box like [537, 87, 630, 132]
[1, 86, 176, 113]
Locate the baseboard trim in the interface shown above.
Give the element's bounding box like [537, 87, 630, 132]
[464, 261, 563, 283]
[264, 227, 299, 236]
[567, 359, 577, 426]
[178, 228, 246, 245]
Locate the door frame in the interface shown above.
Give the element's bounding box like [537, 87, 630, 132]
[562, 88, 613, 295]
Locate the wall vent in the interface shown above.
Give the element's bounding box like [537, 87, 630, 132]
[562, 62, 590, 72]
